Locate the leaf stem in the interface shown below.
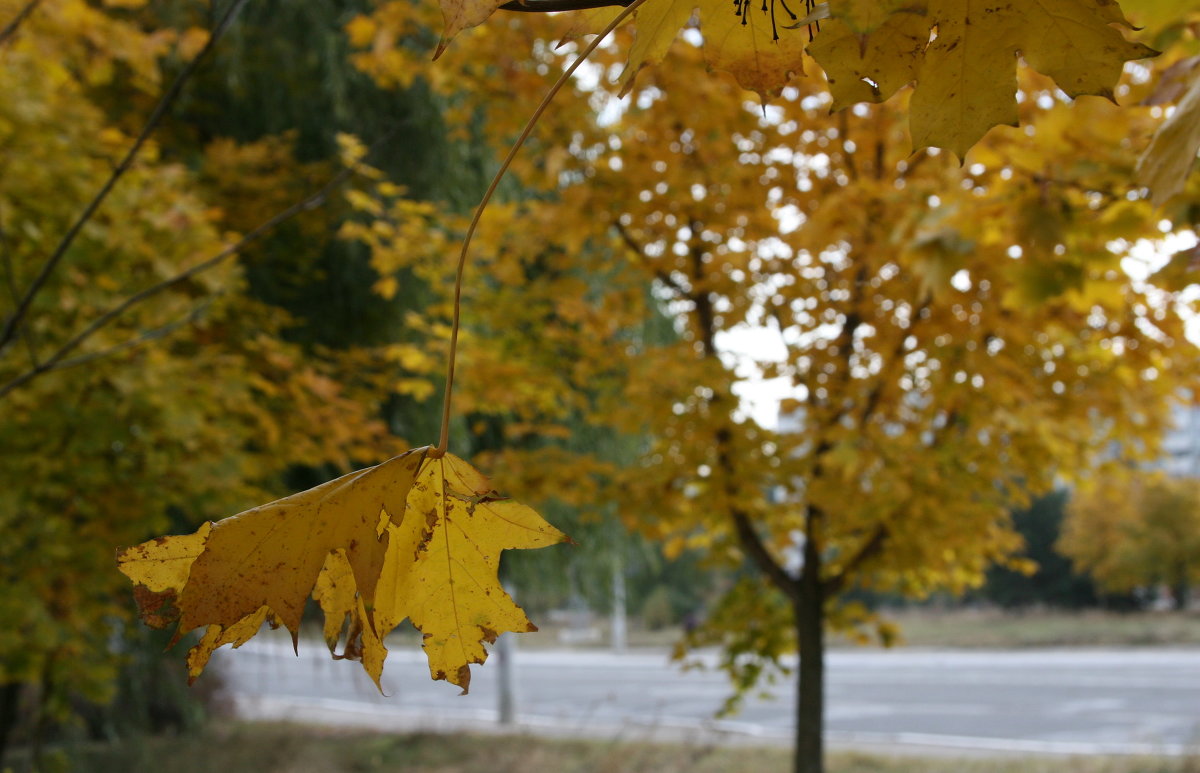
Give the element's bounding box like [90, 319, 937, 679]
[432, 0, 648, 457]
[499, 0, 634, 12]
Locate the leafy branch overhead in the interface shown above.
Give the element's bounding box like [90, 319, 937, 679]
[118, 448, 568, 692]
[442, 0, 1154, 158]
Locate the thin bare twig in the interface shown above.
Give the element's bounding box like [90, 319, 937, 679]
[499, 0, 633, 11]
[0, 0, 249, 356]
[432, 0, 650, 457]
[49, 300, 212, 373]
[0, 205, 39, 368]
[0, 164, 355, 399]
[0, 0, 40, 48]
[612, 220, 688, 295]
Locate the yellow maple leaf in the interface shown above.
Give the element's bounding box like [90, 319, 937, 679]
[617, 0, 806, 99]
[813, 0, 1154, 158]
[834, 0, 925, 34]
[807, 11, 927, 111]
[313, 549, 388, 688]
[118, 448, 426, 640]
[372, 454, 569, 692]
[556, 5, 626, 47]
[438, 0, 805, 99]
[434, 0, 508, 58]
[618, 0, 696, 96]
[699, 0, 807, 99]
[313, 549, 361, 653]
[118, 448, 567, 692]
[1137, 62, 1200, 206]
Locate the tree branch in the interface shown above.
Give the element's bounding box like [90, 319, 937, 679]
[499, 0, 633, 12]
[668, 220, 802, 604]
[0, 164, 354, 399]
[0, 0, 40, 48]
[731, 503, 803, 605]
[823, 524, 888, 596]
[805, 264, 867, 447]
[854, 298, 930, 431]
[0, 0, 249, 357]
[838, 111, 858, 183]
[46, 301, 211, 373]
[612, 220, 688, 296]
[0, 205, 39, 369]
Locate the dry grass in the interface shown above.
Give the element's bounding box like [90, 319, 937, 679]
[863, 608, 1200, 649]
[509, 609, 1200, 652]
[36, 723, 1200, 773]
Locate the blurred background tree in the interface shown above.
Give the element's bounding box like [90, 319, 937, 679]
[978, 491, 1100, 610]
[1060, 472, 1200, 611]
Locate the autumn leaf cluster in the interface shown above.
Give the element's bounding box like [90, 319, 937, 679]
[118, 448, 566, 691]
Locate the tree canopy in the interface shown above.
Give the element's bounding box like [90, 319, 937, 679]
[3, 1, 1200, 772]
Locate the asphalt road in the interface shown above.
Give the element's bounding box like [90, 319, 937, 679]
[213, 634, 1200, 756]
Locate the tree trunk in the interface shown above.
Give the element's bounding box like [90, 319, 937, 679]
[793, 533, 825, 773]
[0, 681, 21, 768]
[1173, 577, 1189, 611]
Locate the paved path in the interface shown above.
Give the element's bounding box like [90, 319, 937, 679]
[213, 634, 1200, 756]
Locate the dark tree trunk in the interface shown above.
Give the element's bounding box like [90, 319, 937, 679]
[793, 532, 825, 773]
[0, 681, 21, 768]
[1172, 576, 1189, 611]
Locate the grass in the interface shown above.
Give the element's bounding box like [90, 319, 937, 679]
[32, 723, 1200, 773]
[497, 609, 1200, 651]
[863, 608, 1200, 649]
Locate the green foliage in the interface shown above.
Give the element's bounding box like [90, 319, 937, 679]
[980, 491, 1099, 609]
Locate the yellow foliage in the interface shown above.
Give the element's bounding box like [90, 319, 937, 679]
[421, 0, 1153, 156]
[1060, 471, 1200, 599]
[0, 0, 396, 716]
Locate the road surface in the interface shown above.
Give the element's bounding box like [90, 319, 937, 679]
[213, 634, 1200, 756]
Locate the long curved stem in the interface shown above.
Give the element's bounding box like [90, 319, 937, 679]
[432, 0, 647, 456]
